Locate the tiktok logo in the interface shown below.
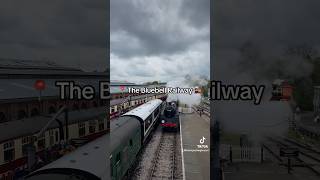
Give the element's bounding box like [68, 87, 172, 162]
[197, 136, 208, 149]
[200, 136, 206, 144]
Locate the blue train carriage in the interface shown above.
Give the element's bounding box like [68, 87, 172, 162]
[25, 134, 110, 180]
[161, 101, 180, 132]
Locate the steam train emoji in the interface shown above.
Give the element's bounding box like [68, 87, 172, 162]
[194, 86, 202, 94]
[270, 79, 293, 101]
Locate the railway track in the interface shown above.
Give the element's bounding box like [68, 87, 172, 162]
[265, 137, 320, 176]
[148, 132, 177, 180]
[193, 103, 210, 115]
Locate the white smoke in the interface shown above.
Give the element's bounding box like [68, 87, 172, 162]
[213, 44, 314, 144]
[166, 75, 208, 106]
[215, 100, 292, 144]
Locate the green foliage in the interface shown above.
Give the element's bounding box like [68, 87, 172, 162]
[293, 78, 313, 111]
[201, 86, 208, 97]
[311, 58, 320, 85]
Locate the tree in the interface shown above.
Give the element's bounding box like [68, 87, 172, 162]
[285, 43, 317, 60]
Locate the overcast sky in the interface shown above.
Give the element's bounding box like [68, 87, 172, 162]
[110, 0, 210, 83]
[214, 0, 320, 83]
[0, 0, 107, 72]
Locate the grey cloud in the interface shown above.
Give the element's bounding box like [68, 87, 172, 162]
[110, 0, 210, 83]
[214, 0, 320, 82]
[179, 0, 210, 28]
[0, 0, 107, 71]
[111, 0, 209, 58]
[215, 0, 320, 50]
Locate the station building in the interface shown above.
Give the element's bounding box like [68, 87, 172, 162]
[0, 59, 167, 179]
[0, 59, 109, 179]
[109, 81, 167, 119]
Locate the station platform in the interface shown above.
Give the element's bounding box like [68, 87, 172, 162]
[180, 110, 210, 180]
[224, 162, 319, 180]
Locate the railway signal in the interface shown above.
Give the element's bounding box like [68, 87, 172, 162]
[279, 147, 299, 174]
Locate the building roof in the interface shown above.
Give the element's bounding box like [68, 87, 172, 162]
[123, 99, 162, 121]
[110, 81, 136, 86]
[0, 59, 76, 70]
[0, 107, 106, 143]
[0, 59, 109, 101]
[0, 59, 108, 79]
[0, 79, 106, 102]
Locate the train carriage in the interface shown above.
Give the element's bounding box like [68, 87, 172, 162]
[122, 99, 163, 143]
[25, 99, 163, 180]
[25, 134, 110, 180]
[110, 116, 141, 180]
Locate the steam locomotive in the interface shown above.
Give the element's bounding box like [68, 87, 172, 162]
[160, 101, 180, 132]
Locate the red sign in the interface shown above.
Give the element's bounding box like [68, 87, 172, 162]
[34, 80, 46, 91]
[119, 85, 125, 91]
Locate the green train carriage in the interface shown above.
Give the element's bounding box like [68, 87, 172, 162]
[110, 116, 141, 180]
[111, 99, 163, 180]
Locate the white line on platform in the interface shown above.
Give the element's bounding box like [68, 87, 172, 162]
[180, 115, 186, 180]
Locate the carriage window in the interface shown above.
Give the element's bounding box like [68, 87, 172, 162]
[55, 131, 59, 142]
[116, 152, 121, 163]
[79, 123, 86, 137]
[144, 114, 153, 132]
[17, 110, 27, 120]
[49, 130, 55, 146]
[155, 107, 160, 116]
[129, 139, 133, 146]
[48, 106, 56, 114]
[98, 119, 105, 131]
[0, 112, 7, 122]
[110, 107, 115, 113]
[30, 108, 40, 117]
[37, 135, 46, 150]
[89, 120, 96, 134]
[3, 141, 15, 162]
[22, 136, 31, 156]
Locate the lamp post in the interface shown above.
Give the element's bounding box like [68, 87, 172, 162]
[34, 80, 46, 113]
[28, 106, 67, 171]
[34, 80, 46, 101]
